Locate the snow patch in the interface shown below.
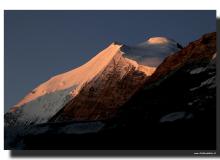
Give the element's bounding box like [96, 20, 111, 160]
[201, 76, 215, 87]
[212, 52, 217, 59]
[160, 112, 193, 123]
[190, 76, 215, 91]
[190, 67, 205, 74]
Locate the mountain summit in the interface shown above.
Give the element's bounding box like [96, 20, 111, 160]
[147, 37, 175, 44]
[122, 36, 183, 67]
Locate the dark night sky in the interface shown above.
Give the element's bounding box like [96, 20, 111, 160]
[4, 10, 216, 112]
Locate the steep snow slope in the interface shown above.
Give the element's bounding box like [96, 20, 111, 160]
[5, 42, 155, 126]
[122, 37, 183, 67]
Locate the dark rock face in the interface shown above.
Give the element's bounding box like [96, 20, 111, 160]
[109, 32, 216, 149]
[4, 32, 216, 150]
[49, 58, 153, 122]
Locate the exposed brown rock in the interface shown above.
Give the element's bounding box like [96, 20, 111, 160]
[51, 53, 155, 122]
[147, 32, 216, 84]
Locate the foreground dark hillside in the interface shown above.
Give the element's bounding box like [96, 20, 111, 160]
[109, 32, 216, 149]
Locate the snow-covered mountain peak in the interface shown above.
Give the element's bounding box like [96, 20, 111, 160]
[14, 43, 123, 109]
[6, 41, 156, 126]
